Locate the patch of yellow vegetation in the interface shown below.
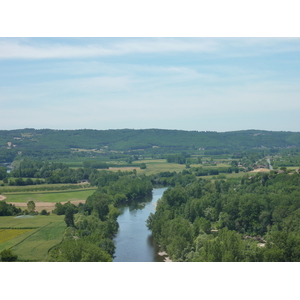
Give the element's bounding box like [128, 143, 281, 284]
[0, 229, 32, 244]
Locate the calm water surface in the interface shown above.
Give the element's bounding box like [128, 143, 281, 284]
[113, 187, 167, 262]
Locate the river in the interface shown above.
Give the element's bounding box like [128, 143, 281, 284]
[113, 187, 168, 262]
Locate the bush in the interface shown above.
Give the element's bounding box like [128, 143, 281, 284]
[0, 249, 18, 262]
[40, 209, 50, 215]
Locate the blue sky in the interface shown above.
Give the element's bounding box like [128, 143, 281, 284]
[1, 37, 300, 132]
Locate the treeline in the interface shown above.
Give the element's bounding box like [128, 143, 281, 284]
[190, 166, 240, 176]
[149, 167, 240, 186]
[6, 159, 102, 186]
[0, 148, 105, 164]
[4, 159, 146, 188]
[147, 170, 300, 261]
[149, 171, 196, 187]
[0, 201, 22, 216]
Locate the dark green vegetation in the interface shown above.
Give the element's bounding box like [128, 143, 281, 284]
[147, 170, 300, 261]
[1, 128, 300, 163]
[0, 248, 18, 262]
[0, 201, 22, 216]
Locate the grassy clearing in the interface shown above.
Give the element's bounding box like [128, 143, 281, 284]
[0, 215, 66, 261]
[2, 188, 97, 203]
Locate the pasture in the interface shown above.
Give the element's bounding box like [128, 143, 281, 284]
[0, 215, 66, 261]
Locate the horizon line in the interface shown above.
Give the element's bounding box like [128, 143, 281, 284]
[1, 128, 299, 133]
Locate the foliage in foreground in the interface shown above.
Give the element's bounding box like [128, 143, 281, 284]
[0, 249, 18, 262]
[148, 170, 300, 262]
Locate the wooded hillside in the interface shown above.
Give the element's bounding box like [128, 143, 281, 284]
[1, 128, 300, 152]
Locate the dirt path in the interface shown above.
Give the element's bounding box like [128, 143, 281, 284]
[7, 199, 86, 212]
[0, 195, 7, 201]
[250, 168, 270, 172]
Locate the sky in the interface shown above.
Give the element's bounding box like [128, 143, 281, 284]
[1, 37, 300, 132]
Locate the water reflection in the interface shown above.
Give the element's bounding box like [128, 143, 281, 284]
[113, 187, 167, 262]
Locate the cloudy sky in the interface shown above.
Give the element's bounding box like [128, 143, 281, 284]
[1, 37, 300, 132]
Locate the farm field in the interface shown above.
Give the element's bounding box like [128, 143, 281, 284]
[107, 158, 262, 178]
[1, 188, 96, 212]
[0, 229, 32, 244]
[0, 215, 66, 261]
[2, 188, 97, 203]
[135, 159, 187, 175]
[0, 182, 91, 193]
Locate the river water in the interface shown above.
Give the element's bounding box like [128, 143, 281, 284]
[113, 187, 167, 262]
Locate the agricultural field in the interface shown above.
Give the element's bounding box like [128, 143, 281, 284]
[1, 188, 97, 212]
[0, 215, 66, 261]
[135, 159, 187, 175]
[0, 182, 91, 193]
[2, 188, 97, 203]
[0, 229, 32, 243]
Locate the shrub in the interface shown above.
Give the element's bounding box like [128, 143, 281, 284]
[0, 249, 18, 262]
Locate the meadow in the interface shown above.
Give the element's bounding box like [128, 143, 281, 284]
[0, 215, 66, 261]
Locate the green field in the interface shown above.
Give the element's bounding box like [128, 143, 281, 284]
[135, 159, 186, 175]
[2, 188, 97, 203]
[0, 183, 91, 193]
[0, 215, 66, 261]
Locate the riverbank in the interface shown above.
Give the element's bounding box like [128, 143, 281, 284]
[158, 250, 173, 262]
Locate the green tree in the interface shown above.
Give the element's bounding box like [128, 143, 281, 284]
[140, 163, 147, 169]
[0, 249, 18, 262]
[49, 239, 112, 262]
[27, 200, 35, 213]
[64, 207, 75, 227]
[0, 166, 7, 180]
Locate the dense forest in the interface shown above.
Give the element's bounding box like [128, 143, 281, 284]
[147, 170, 300, 262]
[1, 129, 300, 155]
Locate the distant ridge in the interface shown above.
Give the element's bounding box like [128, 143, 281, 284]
[1, 128, 300, 152]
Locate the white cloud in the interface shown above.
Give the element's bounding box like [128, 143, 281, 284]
[0, 38, 217, 59]
[1, 37, 299, 60]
